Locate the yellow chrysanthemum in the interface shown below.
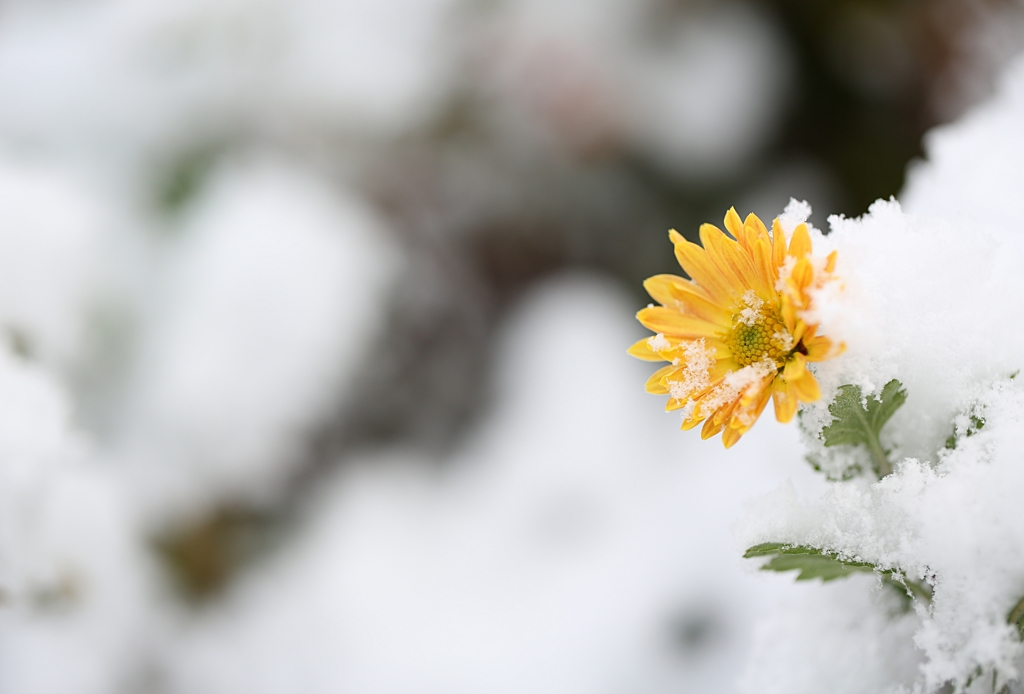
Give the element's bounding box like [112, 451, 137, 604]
[629, 208, 843, 448]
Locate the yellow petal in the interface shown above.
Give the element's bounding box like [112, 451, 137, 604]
[747, 218, 777, 292]
[669, 229, 736, 305]
[790, 369, 821, 402]
[681, 415, 704, 431]
[744, 213, 769, 239]
[699, 224, 747, 287]
[788, 223, 812, 258]
[803, 335, 839, 362]
[825, 250, 837, 274]
[790, 256, 814, 291]
[780, 294, 798, 332]
[722, 425, 743, 448]
[645, 364, 678, 394]
[643, 274, 731, 326]
[703, 225, 771, 298]
[701, 415, 725, 440]
[724, 207, 745, 240]
[628, 337, 664, 362]
[783, 353, 807, 381]
[772, 379, 798, 423]
[636, 307, 724, 338]
[771, 218, 787, 271]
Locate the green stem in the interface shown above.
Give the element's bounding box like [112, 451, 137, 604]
[851, 405, 893, 478]
[867, 434, 892, 478]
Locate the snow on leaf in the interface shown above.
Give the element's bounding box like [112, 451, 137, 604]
[744, 543, 932, 602]
[820, 379, 907, 478]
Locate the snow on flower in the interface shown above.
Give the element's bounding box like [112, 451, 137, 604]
[629, 207, 842, 447]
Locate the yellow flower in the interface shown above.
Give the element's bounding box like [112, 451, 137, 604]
[629, 208, 842, 448]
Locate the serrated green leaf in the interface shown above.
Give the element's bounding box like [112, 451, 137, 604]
[745, 543, 932, 603]
[743, 542, 789, 558]
[820, 379, 906, 478]
[744, 543, 873, 581]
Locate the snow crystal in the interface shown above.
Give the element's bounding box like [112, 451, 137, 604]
[666, 338, 716, 406]
[738, 290, 764, 326]
[647, 332, 671, 352]
[771, 331, 793, 352]
[776, 197, 812, 234]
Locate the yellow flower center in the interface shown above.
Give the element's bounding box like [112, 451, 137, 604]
[727, 304, 792, 367]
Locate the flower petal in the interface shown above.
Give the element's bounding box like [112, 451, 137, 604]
[669, 229, 736, 305]
[636, 307, 724, 338]
[783, 353, 807, 381]
[787, 222, 812, 258]
[701, 414, 726, 440]
[645, 365, 678, 394]
[721, 425, 743, 448]
[825, 250, 837, 273]
[790, 369, 821, 402]
[772, 379, 799, 422]
[700, 223, 769, 298]
[628, 337, 664, 361]
[643, 274, 731, 325]
[771, 218, 787, 270]
[724, 207, 745, 240]
[803, 335, 840, 362]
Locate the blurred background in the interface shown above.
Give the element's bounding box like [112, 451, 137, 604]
[0, 0, 1020, 692]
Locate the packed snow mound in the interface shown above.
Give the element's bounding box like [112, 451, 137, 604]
[0, 347, 151, 694]
[0, 159, 107, 368]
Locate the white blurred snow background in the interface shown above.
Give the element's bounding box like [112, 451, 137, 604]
[0, 0, 1020, 693]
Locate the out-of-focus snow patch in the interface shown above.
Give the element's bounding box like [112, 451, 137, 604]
[738, 574, 921, 694]
[0, 347, 152, 694]
[0, 157, 107, 368]
[461, 0, 790, 174]
[117, 159, 403, 521]
[163, 273, 826, 694]
[0, 0, 455, 187]
[621, 4, 791, 180]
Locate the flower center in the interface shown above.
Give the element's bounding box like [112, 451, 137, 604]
[727, 301, 793, 368]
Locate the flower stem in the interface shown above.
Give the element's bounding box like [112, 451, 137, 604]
[867, 434, 892, 478]
[850, 403, 893, 478]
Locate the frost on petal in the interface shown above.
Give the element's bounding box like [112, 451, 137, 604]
[667, 338, 716, 403]
[647, 332, 671, 352]
[738, 290, 765, 326]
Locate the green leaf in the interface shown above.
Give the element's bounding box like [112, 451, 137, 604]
[820, 379, 907, 478]
[744, 543, 932, 603]
[743, 543, 874, 581]
[945, 413, 986, 450]
[1008, 594, 1024, 641]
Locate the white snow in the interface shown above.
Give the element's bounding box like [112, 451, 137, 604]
[162, 274, 822, 694]
[114, 159, 402, 521]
